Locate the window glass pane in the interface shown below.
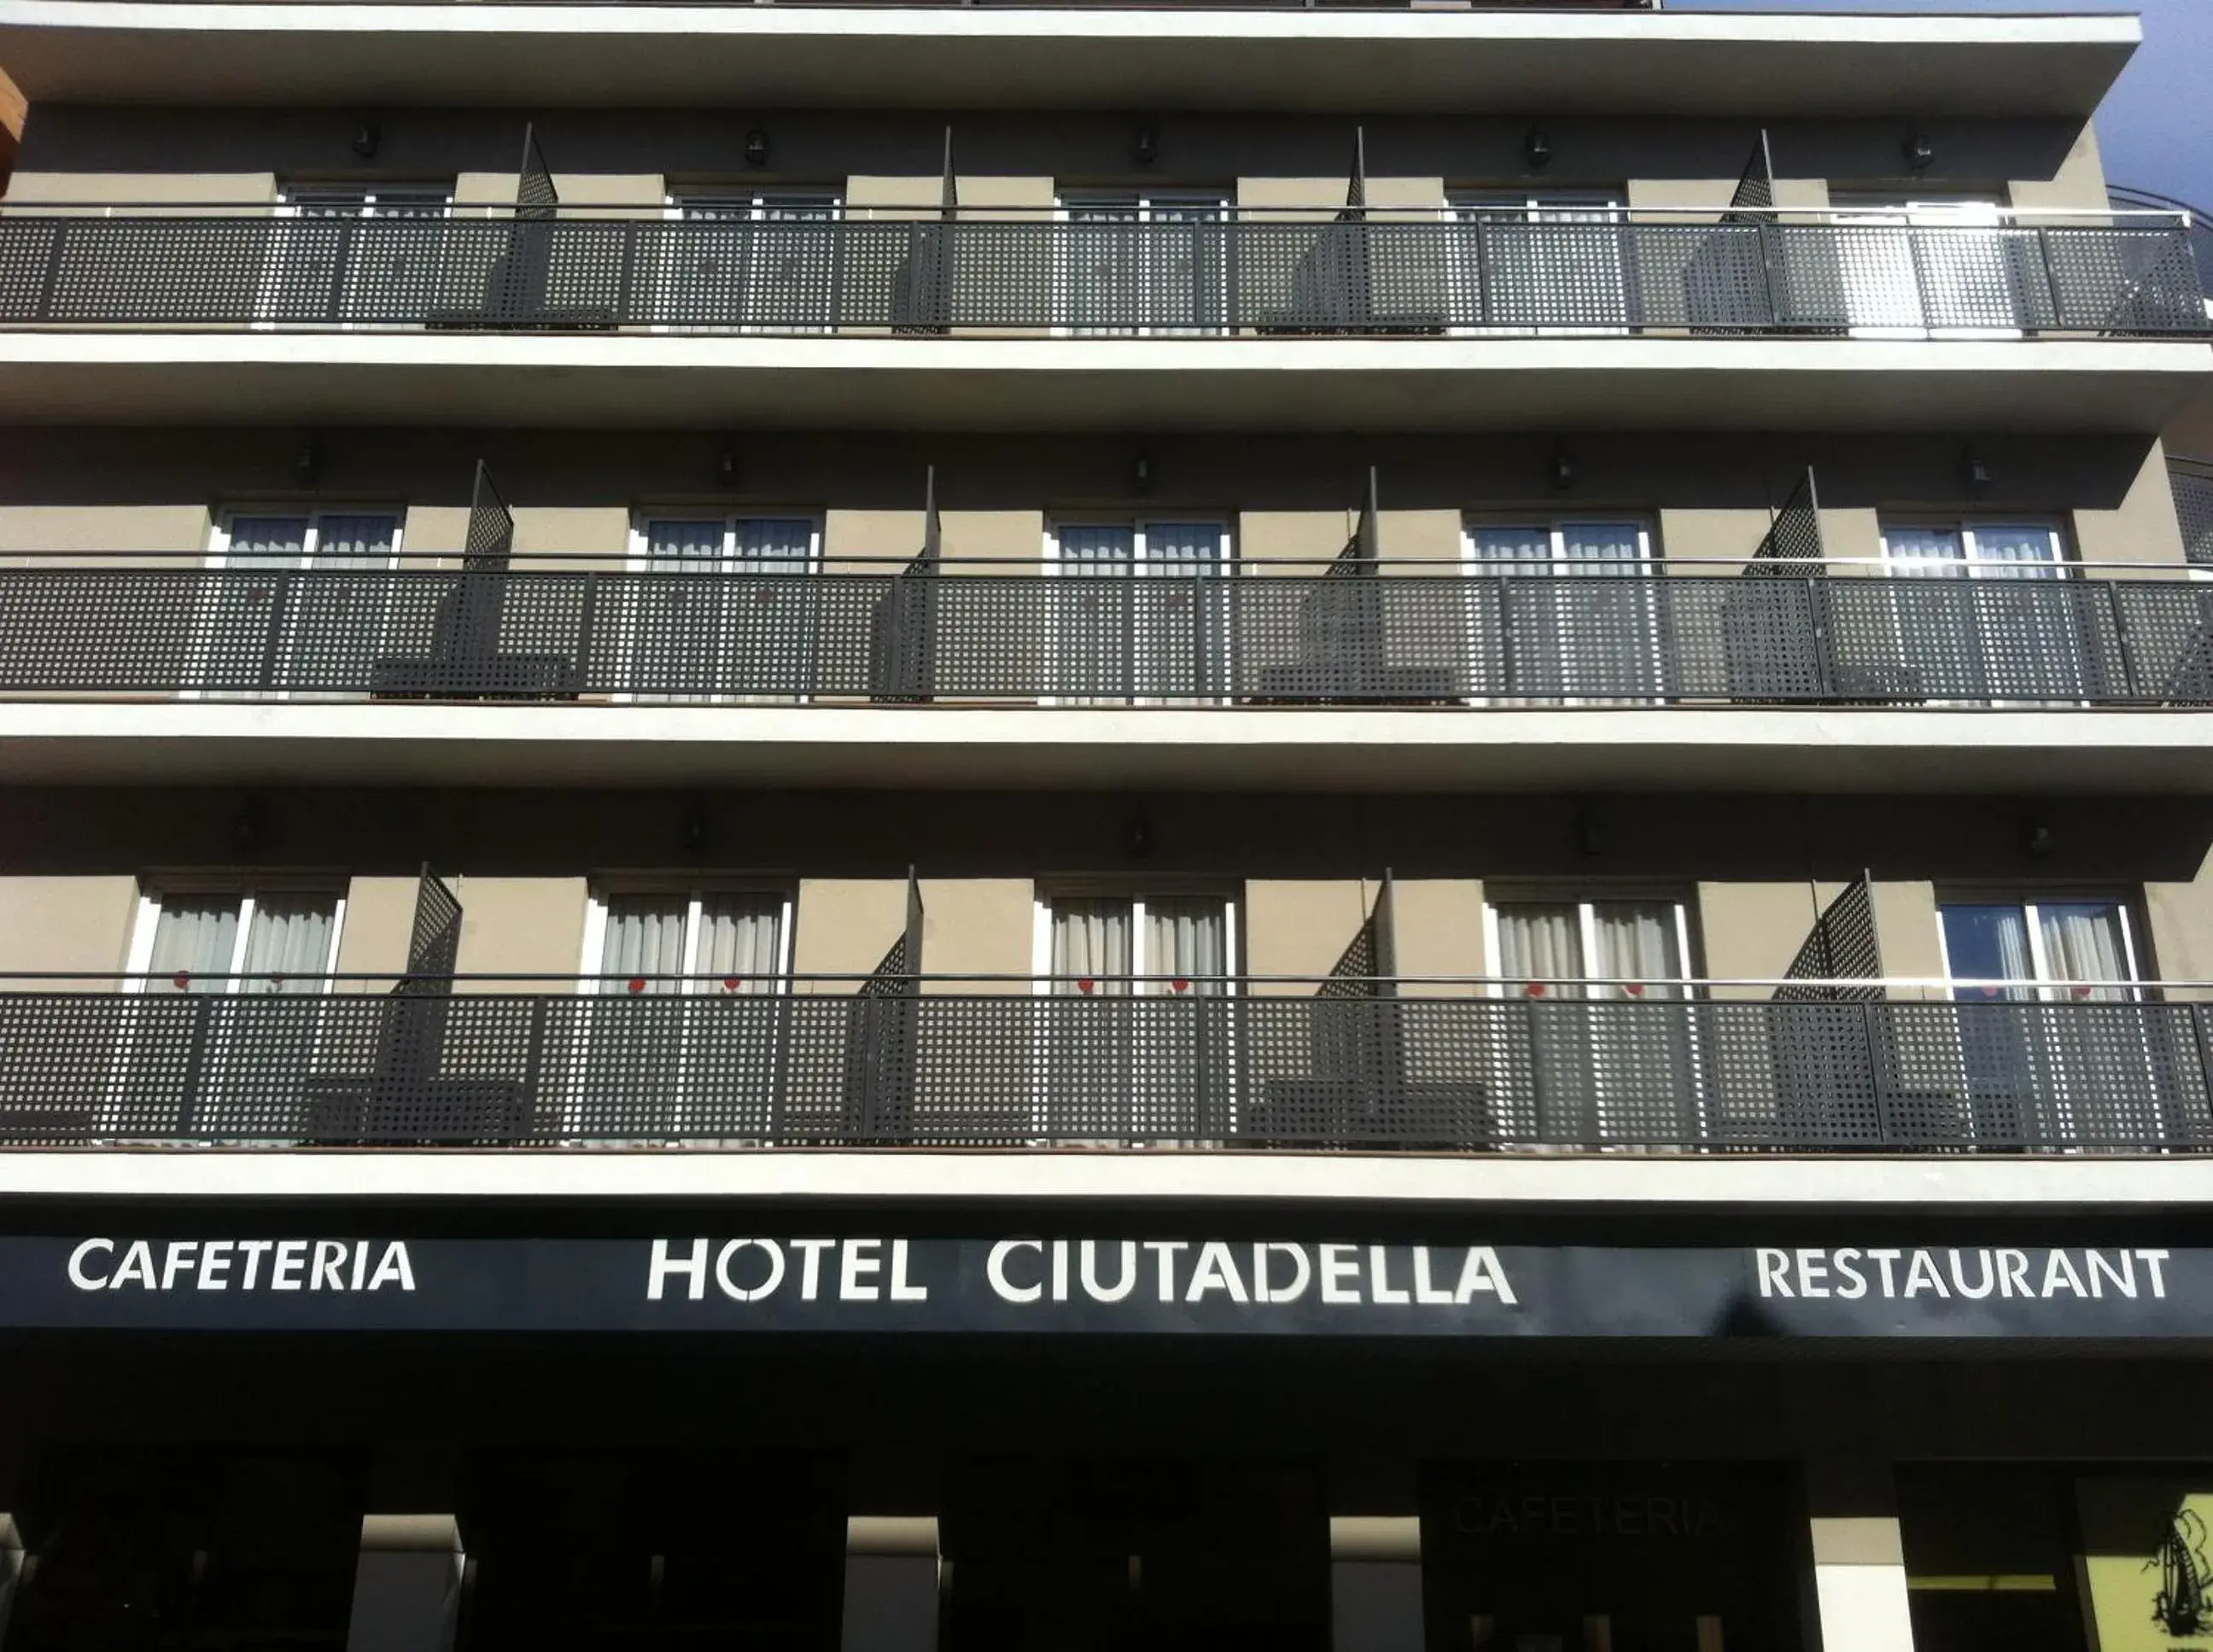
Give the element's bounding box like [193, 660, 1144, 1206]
[225, 517, 311, 569]
[147, 896, 242, 989]
[1142, 897, 1227, 995]
[1969, 524, 2064, 577]
[1586, 902, 1685, 999]
[645, 521, 726, 564]
[599, 896, 690, 991]
[1493, 903, 1585, 988]
[239, 894, 339, 992]
[1941, 903, 2035, 1001]
[696, 895, 784, 990]
[1059, 526, 1136, 575]
[309, 514, 397, 566]
[1144, 522, 1223, 574]
[1885, 525, 1969, 577]
[1050, 899, 1131, 995]
[1469, 525, 1552, 572]
[1558, 522, 1647, 573]
[2036, 902, 2132, 999]
[733, 518, 815, 573]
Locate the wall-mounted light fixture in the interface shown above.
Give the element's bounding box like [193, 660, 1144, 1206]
[2024, 821, 2054, 859]
[351, 120, 381, 160]
[1903, 128, 1936, 172]
[743, 128, 772, 168]
[1125, 810, 1154, 860]
[1549, 442, 1576, 493]
[715, 446, 740, 489]
[1134, 124, 1159, 168]
[1131, 452, 1154, 496]
[292, 435, 323, 485]
[1523, 126, 1554, 171]
[1574, 804, 1603, 859]
[1960, 446, 1993, 493]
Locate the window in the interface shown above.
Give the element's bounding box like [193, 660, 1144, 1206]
[1057, 190, 1230, 336]
[571, 889, 793, 1143]
[126, 887, 345, 994]
[1035, 891, 1237, 1144]
[1937, 898, 2140, 1004]
[1828, 193, 2023, 337]
[1878, 521, 2088, 703]
[663, 190, 843, 332]
[199, 509, 404, 698]
[1463, 518, 1663, 703]
[1484, 896, 1702, 1146]
[1448, 190, 1628, 333]
[626, 514, 822, 701]
[262, 184, 453, 327]
[1047, 519, 1233, 705]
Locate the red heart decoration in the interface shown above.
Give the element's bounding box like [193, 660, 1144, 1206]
[628, 976, 647, 995]
[1077, 978, 1095, 995]
[1626, 983, 1645, 998]
[171, 971, 191, 991]
[1172, 978, 1190, 994]
[724, 976, 742, 993]
[2072, 984, 2093, 1000]
[1526, 982, 1546, 999]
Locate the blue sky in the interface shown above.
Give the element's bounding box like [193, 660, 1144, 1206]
[1680, 0, 2213, 207]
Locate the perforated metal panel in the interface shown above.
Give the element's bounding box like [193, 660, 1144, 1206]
[2173, 461, 2213, 571]
[1, 988, 2207, 1153]
[6, 567, 2211, 705]
[0, 216, 2201, 336]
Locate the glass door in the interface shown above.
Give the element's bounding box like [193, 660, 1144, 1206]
[1451, 192, 1629, 334]
[1466, 520, 1663, 703]
[1049, 521, 1231, 704]
[263, 184, 452, 328]
[1059, 191, 1229, 336]
[200, 510, 401, 698]
[1831, 196, 2021, 338]
[1882, 522, 2083, 703]
[667, 190, 843, 333]
[630, 515, 820, 701]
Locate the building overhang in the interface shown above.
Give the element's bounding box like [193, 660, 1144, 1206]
[3, 702, 2213, 794]
[0, 3, 2140, 118]
[0, 333, 2204, 435]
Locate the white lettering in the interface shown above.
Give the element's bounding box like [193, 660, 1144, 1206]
[1997, 1248, 2031, 1299]
[1904, 1251, 1948, 1299]
[890, 1239, 929, 1302]
[1082, 1240, 1137, 1304]
[238, 1239, 274, 1290]
[988, 1239, 1043, 1305]
[1320, 1243, 1362, 1305]
[2087, 1251, 2135, 1300]
[2041, 1250, 2086, 1299]
[1755, 1248, 1791, 1298]
[792, 1238, 835, 1301]
[271, 1238, 307, 1291]
[1868, 1249, 1902, 1298]
[715, 1240, 785, 1303]
[841, 1238, 882, 1302]
[368, 1242, 415, 1293]
[199, 1240, 233, 1291]
[1948, 1249, 1995, 1300]
[1185, 1241, 1248, 1304]
[161, 1240, 198, 1292]
[1412, 1246, 1454, 1305]
[2138, 1249, 2171, 1299]
[111, 1240, 155, 1290]
[1834, 1249, 1867, 1300]
[1143, 1241, 1188, 1304]
[350, 1240, 369, 1292]
[67, 1238, 113, 1291]
[1796, 1248, 1830, 1299]
[311, 1240, 347, 1292]
[1454, 1246, 1518, 1306]
[1369, 1246, 1411, 1306]
[1051, 1239, 1069, 1304]
[1253, 1242, 1311, 1305]
[649, 1238, 709, 1302]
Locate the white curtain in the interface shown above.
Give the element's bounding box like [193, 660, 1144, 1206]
[1969, 524, 2064, 579]
[1587, 902, 1685, 1000]
[1144, 522, 1223, 575]
[1469, 525, 1552, 574]
[1885, 525, 1969, 579]
[148, 896, 242, 991]
[1559, 522, 1647, 575]
[2038, 902, 2131, 1001]
[311, 514, 397, 567]
[646, 520, 725, 566]
[224, 517, 310, 570]
[1941, 903, 2036, 1001]
[697, 895, 785, 993]
[238, 896, 339, 994]
[1494, 903, 1584, 993]
[598, 896, 689, 994]
[1142, 897, 1228, 995]
[1051, 899, 1131, 995]
[1060, 526, 1136, 575]
[734, 518, 815, 575]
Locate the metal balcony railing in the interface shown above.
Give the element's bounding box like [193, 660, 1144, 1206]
[2, 973, 2207, 1153]
[6, 557, 2213, 707]
[0, 209, 2202, 337]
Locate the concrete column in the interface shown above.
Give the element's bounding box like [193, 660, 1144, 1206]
[841, 1515, 938, 1652]
[1331, 1515, 1423, 1652]
[1807, 1462, 1916, 1652]
[0, 1515, 22, 1651]
[345, 1514, 464, 1652]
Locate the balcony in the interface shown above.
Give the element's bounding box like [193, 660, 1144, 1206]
[3, 973, 2207, 1155]
[0, 209, 2203, 432]
[4, 557, 2212, 709]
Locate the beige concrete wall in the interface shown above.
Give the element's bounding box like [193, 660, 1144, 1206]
[2145, 871, 2213, 1001]
[453, 172, 663, 213]
[2169, 400, 2213, 463]
[331, 876, 422, 985]
[793, 878, 908, 986]
[511, 507, 631, 574]
[918, 878, 1031, 994]
[450, 876, 587, 990]
[1626, 179, 1830, 213]
[1237, 177, 1442, 216]
[0, 875, 138, 984]
[1698, 881, 1847, 1000]
[1388, 879, 1486, 995]
[2008, 122, 2109, 214]
[1245, 879, 1371, 992]
[2073, 439, 2189, 573]
[0, 505, 212, 572]
[1871, 880, 1947, 1002]
[1240, 510, 1357, 573]
[1657, 507, 1771, 573]
[2, 172, 275, 207]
